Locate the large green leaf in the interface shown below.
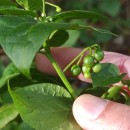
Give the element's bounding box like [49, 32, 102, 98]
[0, 63, 20, 88]
[53, 113, 82, 130]
[28, 0, 43, 11]
[53, 10, 108, 22]
[0, 15, 36, 44]
[48, 30, 69, 47]
[0, 16, 116, 78]
[9, 68, 64, 88]
[8, 83, 79, 130]
[0, 0, 17, 7]
[92, 63, 125, 87]
[0, 6, 36, 17]
[16, 0, 43, 11]
[16, 0, 28, 10]
[17, 122, 34, 130]
[0, 104, 19, 129]
[2, 121, 18, 130]
[0, 16, 36, 78]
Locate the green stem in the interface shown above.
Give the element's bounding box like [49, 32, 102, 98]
[45, 2, 62, 12]
[45, 46, 77, 99]
[63, 47, 89, 73]
[42, 0, 46, 17]
[77, 54, 83, 65]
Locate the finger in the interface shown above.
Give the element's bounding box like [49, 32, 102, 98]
[73, 94, 130, 130]
[35, 47, 130, 82]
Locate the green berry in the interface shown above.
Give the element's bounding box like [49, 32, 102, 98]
[56, 7, 62, 12]
[92, 63, 102, 73]
[84, 72, 91, 78]
[83, 55, 94, 67]
[82, 65, 91, 73]
[71, 65, 81, 76]
[94, 49, 104, 61]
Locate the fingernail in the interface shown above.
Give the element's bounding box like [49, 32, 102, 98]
[73, 94, 108, 120]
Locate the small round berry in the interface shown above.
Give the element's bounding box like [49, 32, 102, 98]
[94, 49, 104, 61]
[82, 65, 91, 73]
[84, 72, 91, 78]
[83, 55, 94, 67]
[56, 7, 62, 12]
[92, 63, 102, 73]
[71, 65, 81, 76]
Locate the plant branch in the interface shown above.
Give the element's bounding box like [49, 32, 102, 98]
[44, 46, 77, 99]
[42, 0, 46, 17]
[63, 48, 89, 73]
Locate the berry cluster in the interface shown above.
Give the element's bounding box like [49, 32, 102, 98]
[71, 48, 104, 78]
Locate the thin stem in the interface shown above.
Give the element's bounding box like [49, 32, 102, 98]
[63, 47, 89, 73]
[45, 2, 62, 12]
[42, 0, 46, 17]
[45, 2, 58, 8]
[77, 54, 83, 65]
[45, 46, 77, 99]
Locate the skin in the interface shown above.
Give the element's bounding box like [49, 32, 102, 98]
[35, 47, 130, 130]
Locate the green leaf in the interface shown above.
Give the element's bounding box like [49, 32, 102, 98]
[92, 63, 125, 87]
[0, 16, 36, 78]
[0, 0, 17, 7]
[53, 10, 108, 22]
[28, 0, 43, 11]
[9, 68, 64, 88]
[16, 0, 28, 10]
[16, 0, 43, 11]
[2, 121, 18, 130]
[17, 122, 34, 130]
[0, 16, 116, 78]
[8, 83, 75, 130]
[48, 30, 69, 47]
[0, 104, 19, 129]
[0, 6, 36, 17]
[0, 63, 20, 88]
[53, 113, 82, 130]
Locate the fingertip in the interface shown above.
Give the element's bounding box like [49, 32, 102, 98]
[73, 94, 130, 130]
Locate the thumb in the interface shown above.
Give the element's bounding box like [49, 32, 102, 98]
[73, 94, 130, 130]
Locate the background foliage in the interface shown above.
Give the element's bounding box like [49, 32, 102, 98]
[46, 0, 130, 54]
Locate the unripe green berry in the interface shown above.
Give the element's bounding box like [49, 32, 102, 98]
[56, 7, 62, 12]
[92, 63, 102, 73]
[82, 65, 91, 73]
[84, 72, 91, 78]
[71, 65, 81, 76]
[83, 55, 94, 67]
[94, 49, 104, 61]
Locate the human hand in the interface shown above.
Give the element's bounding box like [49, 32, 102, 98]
[35, 47, 130, 130]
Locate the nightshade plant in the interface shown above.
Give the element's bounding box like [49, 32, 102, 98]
[0, 0, 130, 130]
